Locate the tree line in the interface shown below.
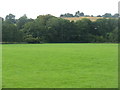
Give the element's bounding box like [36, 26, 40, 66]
[2, 14, 119, 43]
[60, 11, 119, 18]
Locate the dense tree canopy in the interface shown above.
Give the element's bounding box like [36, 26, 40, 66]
[2, 14, 119, 43]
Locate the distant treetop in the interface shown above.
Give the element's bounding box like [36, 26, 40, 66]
[60, 11, 119, 18]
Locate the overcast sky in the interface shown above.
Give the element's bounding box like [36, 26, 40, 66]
[0, 0, 119, 19]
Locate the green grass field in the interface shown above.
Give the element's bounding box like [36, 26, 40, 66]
[2, 43, 118, 88]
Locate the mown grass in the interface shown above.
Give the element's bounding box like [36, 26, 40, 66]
[2, 43, 118, 88]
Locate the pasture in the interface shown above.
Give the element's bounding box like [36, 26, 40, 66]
[2, 43, 118, 88]
[61, 17, 104, 22]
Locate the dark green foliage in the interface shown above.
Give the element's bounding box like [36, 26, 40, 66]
[2, 20, 23, 42]
[5, 14, 16, 24]
[97, 15, 102, 17]
[113, 13, 119, 18]
[60, 13, 74, 17]
[2, 14, 118, 43]
[60, 11, 85, 17]
[118, 18, 120, 42]
[24, 35, 41, 43]
[102, 13, 112, 17]
[16, 14, 28, 30]
[75, 18, 93, 42]
[75, 11, 84, 17]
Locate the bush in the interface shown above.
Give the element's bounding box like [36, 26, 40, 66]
[24, 35, 41, 43]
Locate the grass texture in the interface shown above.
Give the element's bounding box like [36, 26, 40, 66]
[2, 43, 118, 88]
